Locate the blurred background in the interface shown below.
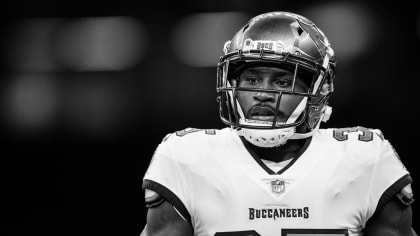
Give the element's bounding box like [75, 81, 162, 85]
[0, 0, 419, 235]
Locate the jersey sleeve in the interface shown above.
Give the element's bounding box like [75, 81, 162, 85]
[142, 133, 192, 223]
[367, 135, 412, 220]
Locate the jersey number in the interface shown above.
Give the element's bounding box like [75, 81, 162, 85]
[215, 229, 349, 236]
[333, 126, 373, 142]
[175, 128, 216, 137]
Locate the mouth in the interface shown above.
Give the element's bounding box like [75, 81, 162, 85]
[248, 106, 278, 121]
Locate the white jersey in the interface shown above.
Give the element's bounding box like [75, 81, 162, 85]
[143, 127, 412, 236]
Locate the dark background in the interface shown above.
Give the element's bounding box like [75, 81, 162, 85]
[0, 0, 419, 235]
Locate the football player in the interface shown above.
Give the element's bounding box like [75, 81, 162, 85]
[141, 11, 416, 236]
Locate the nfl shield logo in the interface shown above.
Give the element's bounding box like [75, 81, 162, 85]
[271, 179, 285, 194]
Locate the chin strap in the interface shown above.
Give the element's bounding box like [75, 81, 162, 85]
[234, 127, 295, 148]
[235, 105, 332, 147]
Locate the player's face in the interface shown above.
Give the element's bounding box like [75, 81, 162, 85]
[234, 66, 309, 123]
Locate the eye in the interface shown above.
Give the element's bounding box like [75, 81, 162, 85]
[274, 79, 292, 87]
[245, 77, 260, 85]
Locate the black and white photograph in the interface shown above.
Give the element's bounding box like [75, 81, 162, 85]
[0, 0, 418, 235]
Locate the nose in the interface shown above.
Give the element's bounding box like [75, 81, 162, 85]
[254, 91, 276, 103]
[253, 81, 276, 103]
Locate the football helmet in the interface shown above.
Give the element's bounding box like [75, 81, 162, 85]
[216, 12, 336, 147]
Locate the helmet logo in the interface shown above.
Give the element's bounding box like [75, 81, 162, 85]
[257, 41, 273, 50]
[242, 38, 285, 54]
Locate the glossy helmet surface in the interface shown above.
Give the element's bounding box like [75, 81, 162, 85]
[216, 12, 336, 147]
